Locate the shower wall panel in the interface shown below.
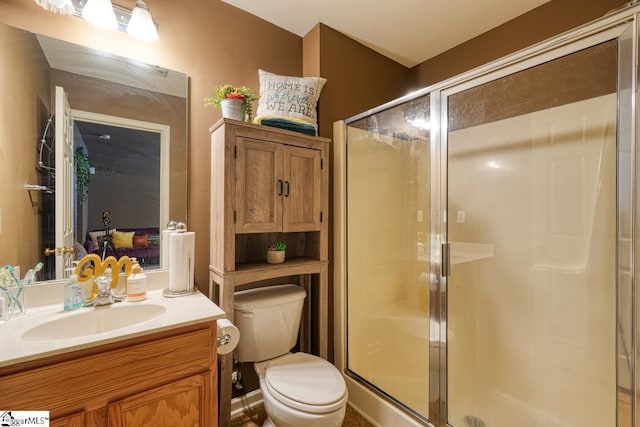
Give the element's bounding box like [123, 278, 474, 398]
[447, 42, 617, 427]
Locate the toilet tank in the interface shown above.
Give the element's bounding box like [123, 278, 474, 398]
[233, 284, 306, 362]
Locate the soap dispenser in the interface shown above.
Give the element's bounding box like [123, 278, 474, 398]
[127, 263, 147, 302]
[63, 270, 84, 311]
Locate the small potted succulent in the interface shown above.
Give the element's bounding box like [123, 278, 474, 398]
[203, 84, 259, 122]
[266, 241, 286, 264]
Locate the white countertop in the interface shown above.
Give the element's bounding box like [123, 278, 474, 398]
[0, 272, 226, 368]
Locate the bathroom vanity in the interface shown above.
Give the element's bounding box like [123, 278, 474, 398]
[0, 278, 225, 426]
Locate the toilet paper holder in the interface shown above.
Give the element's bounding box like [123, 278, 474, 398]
[216, 318, 239, 355]
[217, 333, 232, 347]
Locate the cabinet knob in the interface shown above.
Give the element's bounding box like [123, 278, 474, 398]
[278, 179, 283, 196]
[284, 181, 290, 197]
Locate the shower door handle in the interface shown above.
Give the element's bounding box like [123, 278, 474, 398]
[441, 243, 451, 277]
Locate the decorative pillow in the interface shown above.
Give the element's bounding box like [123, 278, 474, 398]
[133, 234, 149, 247]
[112, 231, 135, 249]
[88, 229, 116, 246]
[253, 69, 327, 136]
[147, 234, 161, 246]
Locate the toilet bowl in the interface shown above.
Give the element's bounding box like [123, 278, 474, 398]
[233, 284, 348, 427]
[256, 353, 347, 427]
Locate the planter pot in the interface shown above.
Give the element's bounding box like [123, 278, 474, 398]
[220, 98, 245, 121]
[267, 250, 285, 264]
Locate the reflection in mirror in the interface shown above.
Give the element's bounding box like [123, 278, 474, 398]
[0, 22, 188, 282]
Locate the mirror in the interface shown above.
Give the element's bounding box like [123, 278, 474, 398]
[0, 22, 188, 282]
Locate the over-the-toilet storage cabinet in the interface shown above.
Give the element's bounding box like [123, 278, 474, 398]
[208, 119, 330, 425]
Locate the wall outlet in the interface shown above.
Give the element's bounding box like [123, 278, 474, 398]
[456, 210, 466, 224]
[417, 210, 423, 223]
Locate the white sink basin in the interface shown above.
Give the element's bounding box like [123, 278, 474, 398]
[21, 304, 167, 341]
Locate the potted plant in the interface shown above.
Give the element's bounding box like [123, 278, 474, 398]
[267, 241, 286, 264]
[203, 84, 259, 122]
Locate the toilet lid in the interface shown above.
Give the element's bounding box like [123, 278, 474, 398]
[264, 353, 347, 414]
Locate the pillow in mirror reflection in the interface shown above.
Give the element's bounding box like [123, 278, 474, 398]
[88, 229, 116, 246]
[112, 231, 135, 249]
[147, 234, 160, 246]
[133, 234, 149, 247]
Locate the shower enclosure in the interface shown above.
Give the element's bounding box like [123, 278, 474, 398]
[334, 5, 638, 427]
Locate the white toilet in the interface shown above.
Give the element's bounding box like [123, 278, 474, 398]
[233, 284, 348, 427]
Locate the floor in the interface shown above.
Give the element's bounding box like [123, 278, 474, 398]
[230, 402, 374, 427]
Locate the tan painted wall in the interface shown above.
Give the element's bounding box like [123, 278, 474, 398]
[308, 23, 412, 139]
[0, 0, 302, 290]
[0, 24, 50, 272]
[410, 0, 628, 89]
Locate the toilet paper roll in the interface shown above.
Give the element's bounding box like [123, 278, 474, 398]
[216, 318, 240, 355]
[169, 231, 195, 292]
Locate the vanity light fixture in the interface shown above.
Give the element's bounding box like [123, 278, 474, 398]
[81, 0, 118, 30]
[127, 1, 159, 42]
[33, 0, 75, 15]
[36, 0, 160, 41]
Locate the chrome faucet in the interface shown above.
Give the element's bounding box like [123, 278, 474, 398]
[92, 275, 124, 306]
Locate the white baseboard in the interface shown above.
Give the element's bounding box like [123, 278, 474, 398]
[231, 389, 263, 417]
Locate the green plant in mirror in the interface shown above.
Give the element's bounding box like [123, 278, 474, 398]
[75, 147, 90, 202]
[203, 84, 259, 121]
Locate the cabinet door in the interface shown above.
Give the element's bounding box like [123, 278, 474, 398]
[51, 412, 85, 427]
[107, 373, 212, 427]
[283, 146, 322, 232]
[235, 138, 283, 233]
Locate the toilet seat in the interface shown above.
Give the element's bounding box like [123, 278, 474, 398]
[262, 353, 347, 414]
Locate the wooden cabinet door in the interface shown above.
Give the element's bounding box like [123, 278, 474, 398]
[283, 146, 322, 232]
[107, 373, 212, 427]
[51, 412, 85, 427]
[235, 138, 283, 233]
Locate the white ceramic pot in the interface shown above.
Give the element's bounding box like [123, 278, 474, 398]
[220, 98, 245, 121]
[267, 250, 285, 264]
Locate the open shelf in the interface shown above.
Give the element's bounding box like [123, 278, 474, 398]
[233, 257, 324, 286]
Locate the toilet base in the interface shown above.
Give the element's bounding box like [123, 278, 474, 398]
[263, 418, 276, 427]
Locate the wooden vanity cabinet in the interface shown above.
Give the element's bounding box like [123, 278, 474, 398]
[107, 372, 212, 426]
[0, 321, 218, 427]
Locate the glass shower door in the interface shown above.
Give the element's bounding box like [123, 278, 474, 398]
[445, 38, 620, 427]
[345, 96, 431, 420]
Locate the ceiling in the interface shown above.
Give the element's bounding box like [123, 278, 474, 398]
[221, 0, 552, 67]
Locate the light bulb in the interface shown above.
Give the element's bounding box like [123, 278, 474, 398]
[127, 1, 159, 42]
[82, 0, 118, 31]
[34, 0, 75, 15]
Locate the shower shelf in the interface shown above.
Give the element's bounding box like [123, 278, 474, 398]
[450, 241, 494, 265]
